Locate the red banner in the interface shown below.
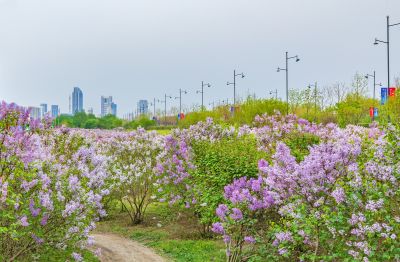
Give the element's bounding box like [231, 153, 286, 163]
[389, 87, 396, 97]
[369, 107, 374, 118]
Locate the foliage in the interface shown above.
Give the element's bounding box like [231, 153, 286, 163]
[95, 128, 163, 225]
[0, 102, 108, 261]
[178, 98, 287, 128]
[124, 116, 157, 130]
[189, 136, 267, 235]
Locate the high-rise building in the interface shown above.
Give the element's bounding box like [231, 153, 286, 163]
[137, 100, 148, 115]
[29, 107, 41, 120]
[101, 96, 117, 117]
[111, 103, 117, 116]
[72, 87, 83, 114]
[40, 103, 48, 118]
[51, 105, 60, 118]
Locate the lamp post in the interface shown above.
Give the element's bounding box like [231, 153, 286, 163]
[277, 52, 300, 115]
[196, 81, 211, 111]
[270, 89, 278, 100]
[162, 94, 172, 123]
[308, 82, 318, 122]
[374, 16, 400, 88]
[209, 101, 215, 110]
[175, 89, 187, 120]
[227, 70, 245, 106]
[149, 98, 157, 119]
[365, 71, 382, 101]
[365, 71, 382, 121]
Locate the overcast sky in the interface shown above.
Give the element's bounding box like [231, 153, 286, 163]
[1, 0, 400, 116]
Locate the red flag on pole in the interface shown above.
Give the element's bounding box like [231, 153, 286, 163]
[369, 107, 374, 118]
[389, 87, 396, 97]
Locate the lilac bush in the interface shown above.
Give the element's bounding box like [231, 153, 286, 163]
[213, 121, 400, 261]
[0, 103, 109, 260]
[97, 128, 163, 224]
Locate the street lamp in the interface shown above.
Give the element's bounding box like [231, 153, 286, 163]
[149, 98, 157, 119]
[270, 89, 278, 100]
[374, 16, 400, 88]
[365, 71, 382, 101]
[308, 82, 318, 122]
[196, 81, 211, 111]
[162, 94, 172, 123]
[175, 89, 187, 120]
[208, 101, 215, 110]
[227, 70, 245, 106]
[277, 52, 300, 115]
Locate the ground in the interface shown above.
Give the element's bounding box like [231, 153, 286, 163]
[94, 203, 226, 262]
[92, 233, 165, 262]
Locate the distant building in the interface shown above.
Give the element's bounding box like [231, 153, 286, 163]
[51, 105, 60, 118]
[40, 103, 48, 118]
[87, 107, 94, 115]
[29, 107, 41, 120]
[72, 87, 83, 114]
[111, 103, 117, 116]
[101, 96, 117, 117]
[137, 100, 148, 115]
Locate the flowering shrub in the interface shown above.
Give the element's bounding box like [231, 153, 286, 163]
[213, 122, 400, 261]
[0, 103, 109, 261]
[98, 128, 163, 224]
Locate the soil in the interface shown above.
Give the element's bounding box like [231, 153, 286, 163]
[92, 233, 166, 262]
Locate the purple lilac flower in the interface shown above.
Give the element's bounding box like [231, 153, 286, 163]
[331, 187, 345, 204]
[230, 208, 243, 221]
[72, 252, 83, 261]
[20, 216, 29, 227]
[211, 222, 225, 234]
[244, 236, 256, 244]
[216, 204, 228, 220]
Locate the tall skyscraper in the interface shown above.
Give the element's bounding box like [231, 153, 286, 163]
[72, 87, 83, 114]
[51, 105, 60, 118]
[40, 103, 48, 118]
[101, 96, 117, 117]
[137, 100, 148, 115]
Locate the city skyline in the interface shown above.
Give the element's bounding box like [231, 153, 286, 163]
[1, 0, 400, 116]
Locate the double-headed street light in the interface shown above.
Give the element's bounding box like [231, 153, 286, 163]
[227, 70, 245, 106]
[270, 89, 278, 100]
[196, 81, 211, 111]
[175, 89, 188, 119]
[365, 71, 382, 101]
[374, 16, 400, 88]
[162, 94, 172, 123]
[149, 98, 157, 119]
[277, 52, 300, 115]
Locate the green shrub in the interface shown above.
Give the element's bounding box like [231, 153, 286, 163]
[189, 135, 268, 235]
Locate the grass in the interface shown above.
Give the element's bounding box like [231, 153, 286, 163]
[155, 129, 172, 135]
[96, 202, 226, 262]
[18, 246, 98, 262]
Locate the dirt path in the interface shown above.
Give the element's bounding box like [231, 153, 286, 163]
[92, 233, 166, 262]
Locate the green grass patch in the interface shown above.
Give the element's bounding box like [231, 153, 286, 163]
[129, 229, 225, 262]
[19, 246, 99, 262]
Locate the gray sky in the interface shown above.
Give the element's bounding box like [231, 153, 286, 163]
[1, 0, 400, 116]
